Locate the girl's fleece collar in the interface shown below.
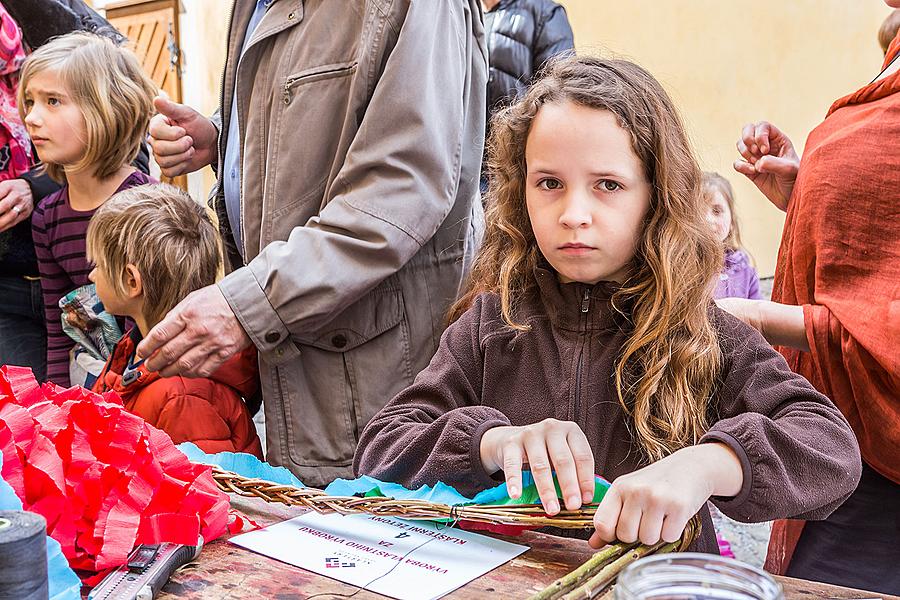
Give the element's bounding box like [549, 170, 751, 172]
[533, 264, 624, 332]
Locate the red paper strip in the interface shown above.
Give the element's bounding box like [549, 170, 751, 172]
[0, 366, 229, 576]
[227, 509, 263, 534]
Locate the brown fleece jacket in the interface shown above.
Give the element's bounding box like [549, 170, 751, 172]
[354, 267, 862, 553]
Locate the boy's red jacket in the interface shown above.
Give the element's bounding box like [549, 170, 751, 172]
[93, 329, 263, 458]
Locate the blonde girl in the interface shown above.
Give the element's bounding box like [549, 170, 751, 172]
[702, 172, 763, 300]
[354, 55, 860, 553]
[20, 32, 155, 386]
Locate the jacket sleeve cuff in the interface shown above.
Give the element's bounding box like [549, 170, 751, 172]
[468, 417, 511, 490]
[209, 108, 222, 133]
[699, 430, 754, 514]
[218, 267, 299, 365]
[209, 109, 222, 175]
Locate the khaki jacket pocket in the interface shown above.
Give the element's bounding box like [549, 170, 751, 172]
[266, 61, 358, 230]
[282, 284, 414, 474]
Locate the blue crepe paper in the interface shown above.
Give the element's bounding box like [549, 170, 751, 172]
[326, 475, 477, 505]
[177, 443, 609, 506]
[0, 453, 81, 600]
[179, 442, 305, 487]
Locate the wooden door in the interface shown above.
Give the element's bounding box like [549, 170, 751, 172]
[105, 0, 186, 190]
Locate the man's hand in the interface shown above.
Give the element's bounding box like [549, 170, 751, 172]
[0, 179, 34, 232]
[149, 96, 219, 177]
[136, 284, 252, 378]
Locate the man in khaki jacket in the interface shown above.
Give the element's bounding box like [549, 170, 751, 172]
[143, 0, 486, 487]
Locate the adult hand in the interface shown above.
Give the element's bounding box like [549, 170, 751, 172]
[0, 179, 34, 232]
[733, 121, 800, 212]
[479, 418, 595, 515]
[135, 284, 252, 378]
[589, 443, 742, 548]
[149, 96, 218, 177]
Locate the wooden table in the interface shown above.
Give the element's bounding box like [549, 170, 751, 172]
[159, 495, 896, 600]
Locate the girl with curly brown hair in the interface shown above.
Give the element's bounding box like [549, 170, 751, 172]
[354, 55, 861, 554]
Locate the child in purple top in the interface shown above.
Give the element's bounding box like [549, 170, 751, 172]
[20, 33, 156, 386]
[703, 172, 763, 300]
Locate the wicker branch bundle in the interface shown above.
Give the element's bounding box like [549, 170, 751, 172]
[210, 466, 598, 529]
[530, 517, 702, 600]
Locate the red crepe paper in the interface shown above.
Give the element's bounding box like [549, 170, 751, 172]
[0, 366, 229, 576]
[227, 509, 263, 535]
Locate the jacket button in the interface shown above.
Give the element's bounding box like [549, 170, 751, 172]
[265, 331, 280, 344]
[331, 334, 348, 349]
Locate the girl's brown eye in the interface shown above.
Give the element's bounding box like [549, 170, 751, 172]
[601, 180, 620, 192]
[539, 178, 562, 190]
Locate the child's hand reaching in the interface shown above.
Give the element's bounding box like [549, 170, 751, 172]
[480, 419, 595, 515]
[589, 443, 743, 548]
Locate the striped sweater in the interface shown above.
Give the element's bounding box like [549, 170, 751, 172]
[31, 170, 152, 386]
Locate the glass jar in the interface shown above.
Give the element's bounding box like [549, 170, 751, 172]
[615, 553, 784, 600]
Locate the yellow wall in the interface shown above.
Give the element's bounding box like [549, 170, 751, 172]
[560, 1, 893, 275]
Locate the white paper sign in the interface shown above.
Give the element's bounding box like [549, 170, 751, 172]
[230, 512, 529, 600]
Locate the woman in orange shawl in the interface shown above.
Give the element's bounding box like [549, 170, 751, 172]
[721, 6, 900, 594]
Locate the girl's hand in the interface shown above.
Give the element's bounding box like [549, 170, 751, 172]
[589, 443, 742, 547]
[733, 121, 800, 212]
[480, 419, 595, 515]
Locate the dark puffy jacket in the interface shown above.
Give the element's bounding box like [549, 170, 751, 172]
[2, 0, 125, 50]
[484, 0, 574, 117]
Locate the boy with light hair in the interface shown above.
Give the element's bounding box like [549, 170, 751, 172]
[87, 183, 262, 456]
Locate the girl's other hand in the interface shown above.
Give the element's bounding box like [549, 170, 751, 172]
[479, 419, 595, 515]
[733, 121, 800, 212]
[589, 443, 743, 548]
